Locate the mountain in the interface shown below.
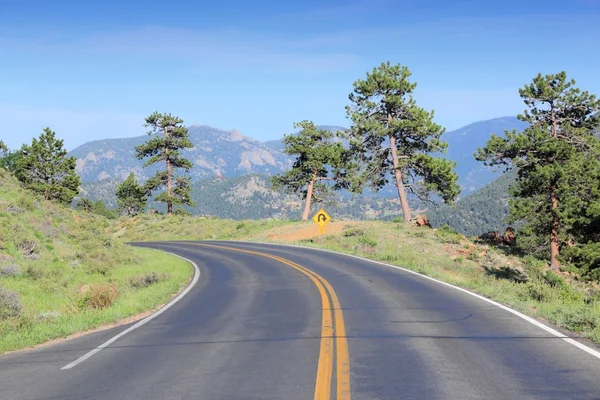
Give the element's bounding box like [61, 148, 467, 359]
[428, 170, 517, 236]
[81, 173, 424, 220]
[441, 117, 528, 195]
[69, 125, 293, 183]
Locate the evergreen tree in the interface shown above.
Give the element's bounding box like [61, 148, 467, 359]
[343, 62, 460, 222]
[0, 140, 7, 153]
[135, 112, 194, 215]
[271, 121, 344, 221]
[77, 198, 94, 213]
[116, 173, 147, 216]
[15, 128, 81, 203]
[476, 72, 600, 271]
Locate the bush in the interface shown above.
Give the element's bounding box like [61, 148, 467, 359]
[129, 272, 169, 289]
[358, 236, 377, 247]
[435, 224, 462, 244]
[78, 284, 119, 310]
[543, 271, 565, 288]
[18, 239, 39, 260]
[391, 216, 404, 223]
[0, 264, 21, 277]
[25, 265, 45, 280]
[0, 286, 23, 319]
[343, 228, 365, 237]
[173, 209, 192, 217]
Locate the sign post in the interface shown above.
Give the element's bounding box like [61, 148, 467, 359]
[312, 208, 331, 236]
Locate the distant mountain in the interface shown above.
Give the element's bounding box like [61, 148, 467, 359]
[428, 170, 517, 236]
[441, 117, 528, 195]
[81, 174, 419, 220]
[69, 125, 293, 183]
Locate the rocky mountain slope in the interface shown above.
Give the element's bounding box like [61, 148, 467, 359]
[69, 125, 293, 183]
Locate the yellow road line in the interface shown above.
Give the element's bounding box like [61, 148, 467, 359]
[189, 243, 350, 400]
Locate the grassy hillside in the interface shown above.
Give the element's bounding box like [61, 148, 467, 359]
[0, 169, 194, 354]
[115, 216, 600, 344]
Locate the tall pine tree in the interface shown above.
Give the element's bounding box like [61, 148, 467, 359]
[15, 128, 81, 203]
[343, 62, 460, 222]
[476, 72, 600, 271]
[271, 121, 344, 221]
[135, 112, 194, 215]
[116, 173, 147, 216]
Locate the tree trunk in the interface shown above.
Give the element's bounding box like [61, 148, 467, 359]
[549, 106, 560, 270]
[550, 188, 560, 271]
[164, 127, 173, 216]
[389, 135, 411, 222]
[302, 172, 316, 221]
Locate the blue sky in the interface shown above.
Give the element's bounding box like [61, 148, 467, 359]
[1, 0, 599, 150]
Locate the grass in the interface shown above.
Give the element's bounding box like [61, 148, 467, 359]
[113, 213, 298, 242]
[0, 170, 193, 354]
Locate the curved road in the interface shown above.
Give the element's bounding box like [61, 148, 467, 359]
[1, 241, 600, 400]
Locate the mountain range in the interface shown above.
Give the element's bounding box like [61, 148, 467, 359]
[69, 117, 526, 195]
[71, 116, 528, 230]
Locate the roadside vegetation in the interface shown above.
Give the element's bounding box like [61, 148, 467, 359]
[0, 169, 193, 354]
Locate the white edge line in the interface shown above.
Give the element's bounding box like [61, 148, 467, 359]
[61, 250, 201, 370]
[226, 240, 600, 361]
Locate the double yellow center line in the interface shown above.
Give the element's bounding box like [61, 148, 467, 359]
[191, 243, 351, 400]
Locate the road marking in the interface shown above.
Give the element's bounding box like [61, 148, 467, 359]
[61, 249, 201, 370]
[191, 243, 351, 400]
[236, 241, 600, 361]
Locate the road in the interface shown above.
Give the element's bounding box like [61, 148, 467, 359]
[1, 241, 600, 400]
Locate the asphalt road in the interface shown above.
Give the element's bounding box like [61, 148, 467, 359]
[1, 241, 600, 400]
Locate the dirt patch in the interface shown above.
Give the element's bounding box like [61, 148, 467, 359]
[263, 221, 349, 242]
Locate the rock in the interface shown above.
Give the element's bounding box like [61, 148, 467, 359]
[503, 227, 517, 246]
[411, 215, 431, 227]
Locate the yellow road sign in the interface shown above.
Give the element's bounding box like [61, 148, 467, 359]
[312, 208, 331, 228]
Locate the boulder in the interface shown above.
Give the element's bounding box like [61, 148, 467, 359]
[503, 227, 517, 246]
[411, 215, 431, 228]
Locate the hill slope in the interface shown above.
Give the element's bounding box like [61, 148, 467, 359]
[0, 169, 192, 354]
[429, 170, 517, 236]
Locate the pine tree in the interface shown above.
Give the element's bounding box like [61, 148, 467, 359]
[0, 140, 7, 153]
[271, 121, 344, 221]
[476, 72, 600, 271]
[116, 173, 147, 216]
[15, 128, 81, 203]
[343, 62, 460, 222]
[77, 198, 94, 213]
[135, 112, 194, 215]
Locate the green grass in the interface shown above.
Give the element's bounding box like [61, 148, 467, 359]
[0, 170, 193, 354]
[113, 213, 299, 242]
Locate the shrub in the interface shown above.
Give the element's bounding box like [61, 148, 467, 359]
[25, 265, 45, 280]
[543, 271, 565, 288]
[0, 286, 24, 319]
[18, 239, 39, 260]
[391, 216, 404, 223]
[358, 236, 377, 247]
[129, 272, 169, 289]
[173, 209, 192, 217]
[435, 225, 462, 244]
[0, 264, 21, 277]
[343, 228, 365, 237]
[78, 284, 119, 310]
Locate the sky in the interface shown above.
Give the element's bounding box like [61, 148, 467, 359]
[1, 0, 599, 151]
